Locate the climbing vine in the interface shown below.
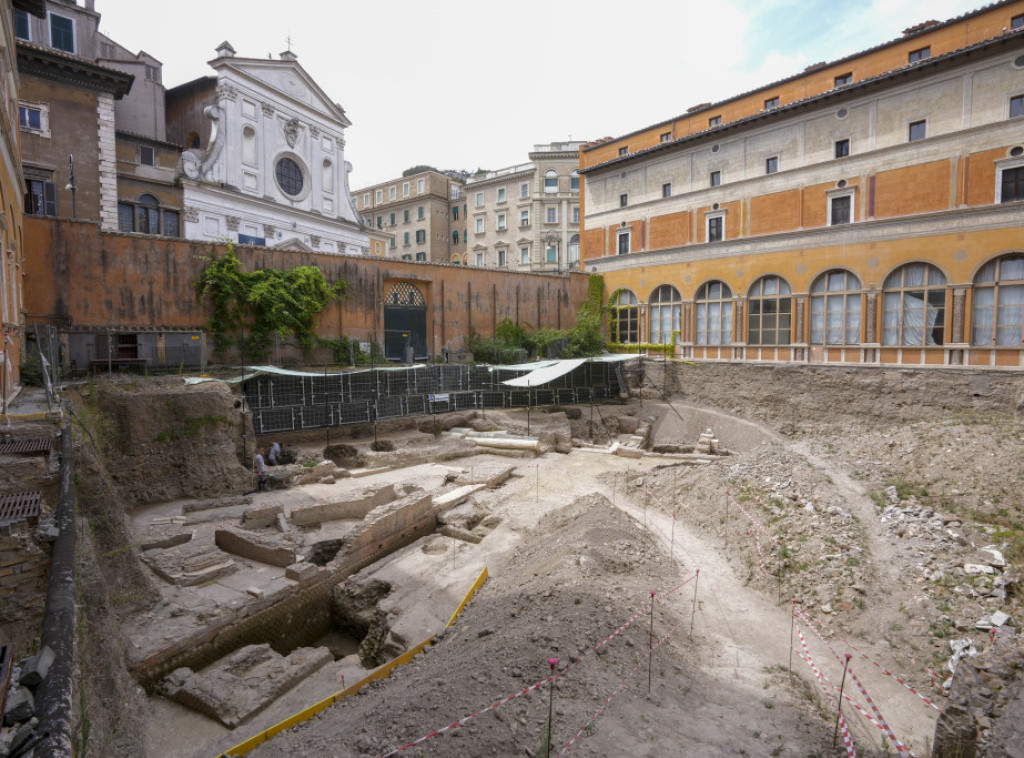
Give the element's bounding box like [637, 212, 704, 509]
[194, 244, 347, 359]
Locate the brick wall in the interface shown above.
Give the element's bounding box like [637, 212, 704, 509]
[0, 524, 51, 651]
[22, 217, 590, 355]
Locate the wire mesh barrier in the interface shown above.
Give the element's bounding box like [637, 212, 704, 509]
[243, 362, 626, 434]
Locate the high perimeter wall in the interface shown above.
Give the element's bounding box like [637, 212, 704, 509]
[21, 217, 589, 358]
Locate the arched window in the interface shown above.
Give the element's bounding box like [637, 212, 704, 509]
[544, 169, 558, 193]
[810, 270, 861, 344]
[882, 263, 946, 346]
[322, 159, 334, 194]
[694, 281, 733, 345]
[649, 285, 681, 345]
[747, 276, 792, 345]
[609, 289, 639, 344]
[241, 126, 257, 167]
[452, 230, 460, 243]
[568, 233, 580, 265]
[137, 194, 160, 235]
[972, 255, 1024, 346]
[570, 170, 579, 192]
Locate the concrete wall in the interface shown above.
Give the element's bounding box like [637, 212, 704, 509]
[22, 217, 589, 356]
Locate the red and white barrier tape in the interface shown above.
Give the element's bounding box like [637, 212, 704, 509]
[846, 664, 913, 756]
[378, 572, 698, 757]
[557, 616, 687, 757]
[795, 627, 856, 758]
[795, 604, 941, 712]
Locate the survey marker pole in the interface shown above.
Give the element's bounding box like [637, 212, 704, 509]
[546, 657, 558, 758]
[832, 654, 852, 749]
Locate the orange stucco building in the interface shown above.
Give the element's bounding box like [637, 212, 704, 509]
[580, 1, 1024, 369]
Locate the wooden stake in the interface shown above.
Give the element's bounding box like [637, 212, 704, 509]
[789, 600, 796, 672]
[832, 654, 852, 749]
[648, 591, 656, 694]
[689, 569, 700, 638]
[546, 657, 558, 758]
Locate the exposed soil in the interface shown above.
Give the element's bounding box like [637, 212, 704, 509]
[60, 365, 1024, 758]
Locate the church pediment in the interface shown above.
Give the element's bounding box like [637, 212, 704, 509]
[212, 56, 350, 126]
[274, 236, 314, 252]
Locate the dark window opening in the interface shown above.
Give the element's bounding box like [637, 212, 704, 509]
[834, 72, 853, 87]
[25, 179, 56, 216]
[1002, 167, 1024, 203]
[908, 120, 926, 142]
[835, 139, 850, 158]
[275, 157, 304, 196]
[49, 14, 74, 53]
[908, 46, 930, 63]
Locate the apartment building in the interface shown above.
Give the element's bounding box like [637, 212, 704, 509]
[351, 169, 464, 263]
[462, 142, 584, 272]
[580, 1, 1024, 369]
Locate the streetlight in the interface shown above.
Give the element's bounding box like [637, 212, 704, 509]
[64, 154, 77, 219]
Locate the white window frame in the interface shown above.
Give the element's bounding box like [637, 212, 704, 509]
[995, 156, 1024, 203]
[475, 191, 484, 207]
[363, 192, 370, 206]
[706, 210, 726, 243]
[497, 187, 506, 203]
[475, 217, 484, 234]
[572, 206, 579, 224]
[417, 178, 425, 193]
[18, 101, 50, 138]
[389, 186, 397, 200]
[546, 207, 557, 224]
[520, 246, 530, 265]
[616, 229, 631, 255]
[497, 248, 507, 267]
[907, 117, 927, 142]
[1006, 91, 1024, 119]
[476, 252, 484, 266]
[521, 182, 530, 198]
[497, 213, 507, 230]
[827, 187, 857, 226]
[403, 182, 410, 197]
[375, 189, 383, 203]
[544, 170, 558, 193]
[546, 244, 558, 263]
[520, 209, 530, 227]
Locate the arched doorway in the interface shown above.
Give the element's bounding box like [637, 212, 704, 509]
[383, 282, 427, 361]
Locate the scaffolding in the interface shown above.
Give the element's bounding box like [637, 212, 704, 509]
[236, 358, 632, 434]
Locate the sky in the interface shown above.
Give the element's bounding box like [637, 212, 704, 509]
[94, 0, 988, 189]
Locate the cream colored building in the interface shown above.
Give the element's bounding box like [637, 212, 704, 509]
[462, 142, 584, 272]
[351, 169, 464, 263]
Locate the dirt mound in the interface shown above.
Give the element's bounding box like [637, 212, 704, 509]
[75, 378, 250, 504]
[250, 495, 829, 758]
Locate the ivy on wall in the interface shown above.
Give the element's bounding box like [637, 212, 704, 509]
[193, 244, 347, 360]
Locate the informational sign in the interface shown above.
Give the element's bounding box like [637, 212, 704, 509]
[429, 393, 450, 403]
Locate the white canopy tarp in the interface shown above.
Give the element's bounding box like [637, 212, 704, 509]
[500, 354, 636, 388]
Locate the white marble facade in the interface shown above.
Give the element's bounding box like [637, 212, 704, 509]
[179, 43, 368, 255]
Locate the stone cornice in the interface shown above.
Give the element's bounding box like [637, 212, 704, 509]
[16, 41, 133, 98]
[182, 181, 363, 232]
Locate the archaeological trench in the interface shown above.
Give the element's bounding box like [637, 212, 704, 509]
[2, 359, 1024, 757]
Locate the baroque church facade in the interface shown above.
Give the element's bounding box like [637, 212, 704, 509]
[168, 42, 368, 255]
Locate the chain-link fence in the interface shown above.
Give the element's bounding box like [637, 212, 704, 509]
[243, 361, 626, 434]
